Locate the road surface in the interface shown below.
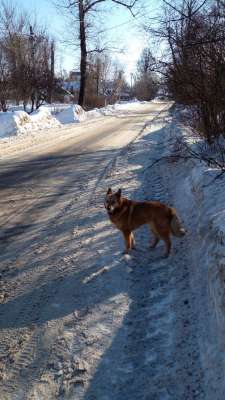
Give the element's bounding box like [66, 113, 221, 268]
[0, 101, 204, 399]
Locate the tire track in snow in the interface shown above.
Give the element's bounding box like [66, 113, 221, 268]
[69, 106, 205, 400]
[0, 102, 176, 399]
[87, 104, 170, 209]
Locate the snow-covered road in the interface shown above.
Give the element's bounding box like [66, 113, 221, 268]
[0, 102, 164, 161]
[0, 101, 205, 399]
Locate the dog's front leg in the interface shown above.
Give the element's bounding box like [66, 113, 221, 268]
[130, 232, 135, 249]
[162, 235, 171, 258]
[122, 230, 132, 253]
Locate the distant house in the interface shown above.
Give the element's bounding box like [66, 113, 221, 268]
[61, 72, 131, 104]
[62, 71, 81, 100]
[104, 82, 131, 102]
[69, 71, 81, 81]
[63, 81, 80, 92]
[119, 91, 131, 101]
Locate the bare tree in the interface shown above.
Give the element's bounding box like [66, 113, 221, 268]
[0, 42, 10, 111]
[0, 1, 55, 112]
[56, 0, 139, 107]
[133, 47, 158, 100]
[84, 52, 127, 107]
[146, 0, 225, 142]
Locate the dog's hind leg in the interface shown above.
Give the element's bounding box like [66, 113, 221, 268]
[150, 235, 159, 249]
[149, 223, 160, 249]
[152, 222, 171, 257]
[159, 232, 171, 257]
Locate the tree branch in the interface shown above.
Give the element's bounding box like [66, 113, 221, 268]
[111, 0, 138, 16]
[161, 0, 188, 18]
[144, 136, 225, 187]
[84, 0, 105, 13]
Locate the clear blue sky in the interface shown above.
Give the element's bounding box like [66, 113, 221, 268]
[20, 0, 159, 80]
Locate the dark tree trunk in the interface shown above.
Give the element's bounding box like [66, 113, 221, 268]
[47, 40, 55, 104]
[30, 93, 35, 113]
[78, 0, 87, 107]
[0, 99, 7, 112]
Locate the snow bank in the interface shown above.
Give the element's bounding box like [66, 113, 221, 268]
[0, 100, 153, 147]
[187, 166, 225, 399]
[169, 123, 225, 400]
[0, 112, 19, 138]
[86, 108, 104, 119]
[0, 100, 148, 140]
[85, 100, 146, 119]
[0, 110, 33, 138]
[56, 100, 145, 123]
[0, 107, 61, 139]
[102, 100, 145, 114]
[56, 105, 86, 124]
[20, 107, 61, 133]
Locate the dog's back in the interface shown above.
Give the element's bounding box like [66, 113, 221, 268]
[127, 200, 170, 230]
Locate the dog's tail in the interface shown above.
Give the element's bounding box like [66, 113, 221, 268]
[170, 208, 186, 237]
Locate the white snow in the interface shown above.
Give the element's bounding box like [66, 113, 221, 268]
[0, 107, 61, 139]
[2, 100, 225, 397]
[86, 99, 149, 118]
[164, 123, 225, 400]
[0, 111, 26, 138]
[55, 104, 86, 124]
[0, 100, 146, 143]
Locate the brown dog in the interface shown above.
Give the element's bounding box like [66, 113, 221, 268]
[104, 188, 185, 257]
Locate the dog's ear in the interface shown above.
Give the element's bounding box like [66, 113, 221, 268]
[107, 187, 112, 195]
[116, 188, 122, 198]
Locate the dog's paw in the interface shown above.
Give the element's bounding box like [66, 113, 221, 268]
[123, 252, 132, 262]
[162, 253, 170, 259]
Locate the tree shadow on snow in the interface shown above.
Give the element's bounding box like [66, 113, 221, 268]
[0, 111, 179, 398]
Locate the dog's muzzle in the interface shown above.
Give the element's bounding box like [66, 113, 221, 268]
[104, 202, 109, 210]
[105, 202, 115, 215]
[107, 209, 114, 215]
